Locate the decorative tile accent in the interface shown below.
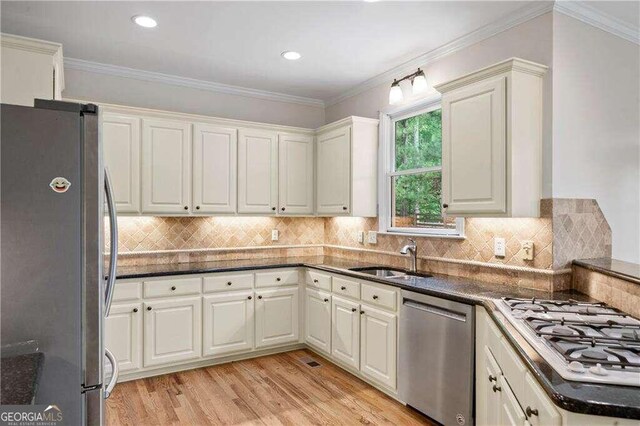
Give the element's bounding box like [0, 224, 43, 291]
[541, 199, 612, 269]
[572, 265, 640, 318]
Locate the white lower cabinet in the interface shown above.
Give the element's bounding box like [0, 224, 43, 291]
[499, 375, 529, 426]
[255, 287, 299, 348]
[305, 288, 331, 354]
[105, 302, 143, 372]
[476, 345, 502, 426]
[203, 291, 254, 357]
[143, 296, 202, 367]
[331, 296, 360, 369]
[360, 305, 397, 389]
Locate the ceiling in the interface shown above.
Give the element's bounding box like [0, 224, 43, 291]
[1, 1, 637, 103]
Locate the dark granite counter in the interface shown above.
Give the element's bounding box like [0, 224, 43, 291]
[574, 258, 640, 285]
[116, 256, 640, 420]
[0, 352, 43, 404]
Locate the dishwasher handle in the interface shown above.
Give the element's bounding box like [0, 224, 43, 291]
[403, 299, 468, 322]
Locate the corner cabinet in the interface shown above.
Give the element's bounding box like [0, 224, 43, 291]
[316, 117, 378, 217]
[436, 58, 547, 217]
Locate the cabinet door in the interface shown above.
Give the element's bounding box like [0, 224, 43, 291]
[316, 126, 351, 214]
[143, 297, 201, 367]
[360, 305, 397, 389]
[203, 291, 254, 357]
[141, 119, 191, 214]
[103, 114, 141, 213]
[192, 124, 237, 214]
[442, 77, 506, 215]
[499, 376, 528, 426]
[476, 346, 502, 426]
[237, 129, 278, 214]
[278, 133, 314, 215]
[521, 373, 561, 426]
[331, 296, 360, 369]
[255, 287, 299, 348]
[305, 288, 331, 354]
[105, 302, 142, 373]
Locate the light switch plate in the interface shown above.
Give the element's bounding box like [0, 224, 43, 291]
[367, 231, 377, 244]
[357, 231, 365, 244]
[494, 237, 506, 257]
[522, 241, 534, 261]
[271, 229, 279, 241]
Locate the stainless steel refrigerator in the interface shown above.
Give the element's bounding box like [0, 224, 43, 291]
[1, 100, 119, 425]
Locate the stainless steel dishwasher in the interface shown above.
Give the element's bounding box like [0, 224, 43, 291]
[398, 290, 475, 426]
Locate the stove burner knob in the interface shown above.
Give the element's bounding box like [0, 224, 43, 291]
[589, 363, 609, 376]
[568, 361, 585, 373]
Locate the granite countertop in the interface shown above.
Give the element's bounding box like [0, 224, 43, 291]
[0, 352, 44, 404]
[574, 257, 640, 285]
[116, 255, 640, 420]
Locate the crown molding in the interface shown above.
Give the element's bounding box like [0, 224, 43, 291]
[1, 32, 62, 55]
[554, 0, 639, 45]
[324, 1, 554, 107]
[64, 57, 325, 108]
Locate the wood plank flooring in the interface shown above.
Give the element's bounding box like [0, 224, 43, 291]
[106, 349, 436, 425]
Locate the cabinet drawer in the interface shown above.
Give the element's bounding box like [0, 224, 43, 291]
[361, 283, 396, 311]
[143, 277, 202, 298]
[306, 270, 331, 291]
[113, 281, 142, 302]
[332, 277, 360, 299]
[203, 273, 253, 293]
[255, 269, 299, 288]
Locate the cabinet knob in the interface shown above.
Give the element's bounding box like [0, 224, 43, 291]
[488, 375, 497, 383]
[248, 296, 252, 300]
[324, 298, 329, 302]
[313, 279, 319, 283]
[276, 277, 281, 282]
[133, 308, 138, 313]
[258, 295, 263, 299]
[227, 281, 232, 286]
[525, 407, 539, 417]
[184, 206, 188, 210]
[271, 207, 276, 211]
[196, 206, 200, 210]
[372, 295, 379, 300]
[351, 308, 357, 312]
[341, 286, 346, 290]
[147, 306, 152, 311]
[442, 203, 449, 209]
[281, 207, 285, 211]
[360, 310, 365, 315]
[492, 385, 501, 393]
[342, 206, 347, 211]
[171, 286, 176, 291]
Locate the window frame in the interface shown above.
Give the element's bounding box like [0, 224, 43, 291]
[378, 94, 464, 237]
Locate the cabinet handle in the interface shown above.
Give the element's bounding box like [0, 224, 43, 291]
[341, 286, 346, 290]
[196, 206, 200, 210]
[281, 207, 285, 211]
[442, 203, 449, 209]
[525, 407, 539, 417]
[324, 298, 329, 302]
[351, 308, 357, 312]
[360, 310, 365, 315]
[271, 207, 276, 211]
[258, 295, 263, 299]
[313, 279, 319, 283]
[227, 281, 232, 286]
[342, 206, 347, 211]
[171, 286, 176, 291]
[133, 308, 138, 313]
[488, 375, 497, 382]
[372, 295, 379, 300]
[248, 296, 252, 300]
[184, 206, 188, 210]
[147, 306, 152, 311]
[492, 385, 501, 393]
[276, 277, 281, 282]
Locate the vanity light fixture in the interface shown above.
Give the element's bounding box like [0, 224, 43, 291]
[132, 15, 157, 28]
[281, 51, 302, 60]
[388, 68, 429, 105]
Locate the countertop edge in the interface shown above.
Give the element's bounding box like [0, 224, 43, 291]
[573, 259, 640, 286]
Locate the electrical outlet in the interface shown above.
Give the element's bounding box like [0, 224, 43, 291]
[522, 241, 534, 261]
[357, 231, 365, 244]
[494, 237, 506, 257]
[367, 231, 377, 244]
[271, 229, 279, 241]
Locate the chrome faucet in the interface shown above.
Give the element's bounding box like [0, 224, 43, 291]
[400, 238, 418, 273]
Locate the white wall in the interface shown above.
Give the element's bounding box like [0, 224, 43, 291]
[552, 13, 640, 263]
[325, 13, 554, 198]
[63, 68, 325, 129]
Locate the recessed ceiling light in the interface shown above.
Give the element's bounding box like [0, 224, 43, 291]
[281, 51, 301, 61]
[132, 15, 157, 28]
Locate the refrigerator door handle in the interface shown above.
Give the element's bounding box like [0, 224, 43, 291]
[104, 168, 118, 317]
[104, 348, 119, 399]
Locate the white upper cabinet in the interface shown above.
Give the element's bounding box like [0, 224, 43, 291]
[0, 34, 64, 106]
[278, 133, 314, 215]
[103, 114, 141, 213]
[192, 124, 237, 214]
[436, 58, 547, 217]
[316, 117, 378, 217]
[238, 129, 278, 214]
[141, 119, 192, 214]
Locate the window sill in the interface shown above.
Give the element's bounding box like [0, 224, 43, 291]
[377, 230, 466, 240]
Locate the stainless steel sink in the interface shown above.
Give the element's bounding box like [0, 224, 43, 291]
[349, 267, 431, 279]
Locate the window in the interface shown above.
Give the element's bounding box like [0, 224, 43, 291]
[379, 97, 463, 236]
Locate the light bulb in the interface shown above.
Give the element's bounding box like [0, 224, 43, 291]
[389, 83, 403, 105]
[132, 15, 157, 28]
[412, 71, 428, 94]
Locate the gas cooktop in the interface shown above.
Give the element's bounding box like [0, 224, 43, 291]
[496, 297, 640, 387]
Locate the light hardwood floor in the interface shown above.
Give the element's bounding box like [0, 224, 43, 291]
[106, 349, 435, 425]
